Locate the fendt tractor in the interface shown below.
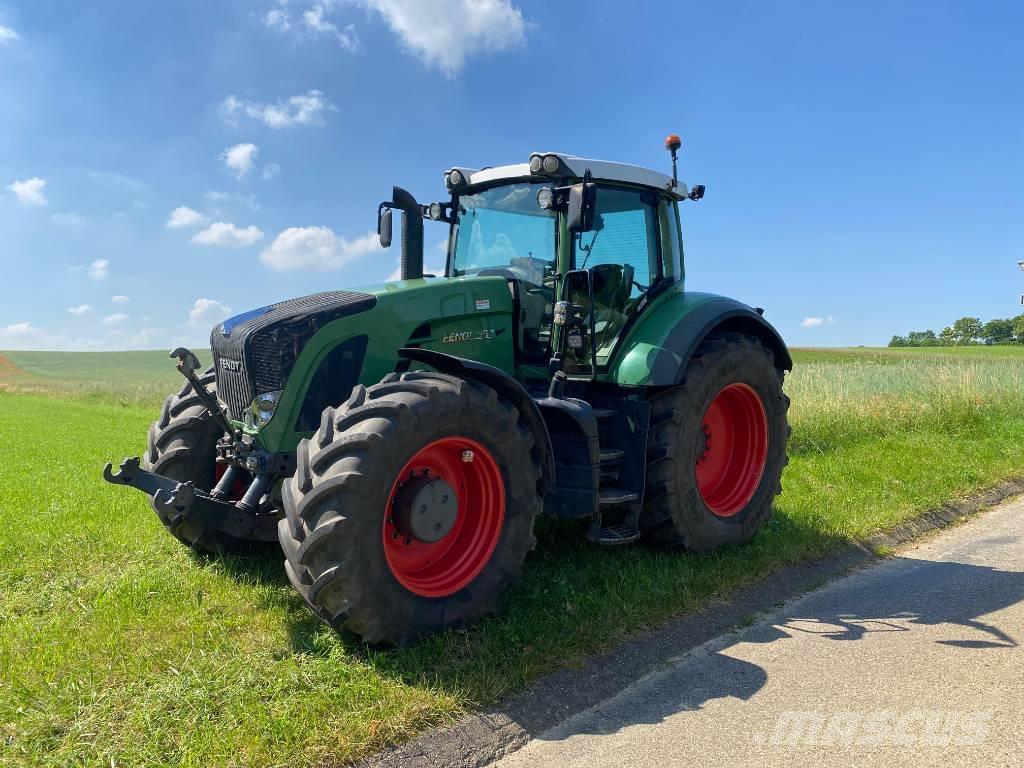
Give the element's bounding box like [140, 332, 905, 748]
[104, 136, 791, 644]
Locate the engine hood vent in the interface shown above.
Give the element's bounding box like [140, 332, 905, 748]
[211, 290, 377, 420]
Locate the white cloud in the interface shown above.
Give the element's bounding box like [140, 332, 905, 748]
[387, 260, 446, 281]
[361, 0, 527, 76]
[102, 313, 130, 326]
[260, 226, 381, 270]
[219, 90, 333, 129]
[166, 206, 209, 228]
[262, 163, 281, 181]
[122, 327, 166, 349]
[304, 4, 360, 50]
[801, 316, 835, 328]
[188, 298, 232, 327]
[264, 8, 291, 31]
[0, 26, 19, 44]
[67, 304, 93, 315]
[8, 177, 48, 206]
[265, 3, 360, 50]
[205, 190, 260, 211]
[303, 4, 334, 32]
[191, 222, 264, 247]
[221, 143, 259, 179]
[1, 321, 32, 336]
[0, 322, 104, 351]
[50, 212, 87, 228]
[88, 259, 109, 281]
[111, 295, 130, 304]
[86, 170, 144, 191]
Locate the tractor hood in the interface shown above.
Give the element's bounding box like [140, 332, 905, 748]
[211, 290, 379, 422]
[210, 275, 515, 440]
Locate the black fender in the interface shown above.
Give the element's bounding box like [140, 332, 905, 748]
[648, 298, 792, 385]
[397, 348, 557, 501]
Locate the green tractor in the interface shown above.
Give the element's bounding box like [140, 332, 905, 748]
[104, 136, 791, 645]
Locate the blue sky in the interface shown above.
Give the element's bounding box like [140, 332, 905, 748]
[1, 0, 1022, 350]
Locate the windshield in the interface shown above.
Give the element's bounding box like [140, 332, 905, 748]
[450, 182, 556, 286]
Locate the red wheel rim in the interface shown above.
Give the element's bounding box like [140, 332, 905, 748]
[383, 436, 505, 598]
[695, 383, 768, 517]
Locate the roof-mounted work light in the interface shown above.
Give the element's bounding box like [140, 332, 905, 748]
[529, 153, 568, 176]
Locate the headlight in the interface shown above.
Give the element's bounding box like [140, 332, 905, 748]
[248, 390, 282, 428]
[428, 201, 444, 220]
[536, 187, 554, 210]
[445, 169, 465, 190]
[542, 154, 560, 174]
[529, 154, 543, 174]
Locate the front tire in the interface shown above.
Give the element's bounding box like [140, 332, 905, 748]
[143, 368, 253, 553]
[278, 371, 544, 645]
[640, 333, 790, 552]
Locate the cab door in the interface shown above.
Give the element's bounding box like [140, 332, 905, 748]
[570, 186, 661, 368]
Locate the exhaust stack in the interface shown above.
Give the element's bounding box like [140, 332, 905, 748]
[392, 186, 424, 281]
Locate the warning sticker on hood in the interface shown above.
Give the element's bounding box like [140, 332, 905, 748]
[475, 299, 490, 311]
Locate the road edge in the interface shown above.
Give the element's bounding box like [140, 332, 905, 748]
[352, 477, 1024, 768]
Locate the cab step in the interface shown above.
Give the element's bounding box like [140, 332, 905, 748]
[598, 487, 639, 505]
[593, 407, 617, 420]
[594, 524, 641, 546]
[599, 447, 625, 464]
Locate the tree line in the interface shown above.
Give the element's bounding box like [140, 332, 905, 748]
[889, 315, 1024, 347]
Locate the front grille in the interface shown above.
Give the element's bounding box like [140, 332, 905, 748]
[211, 290, 377, 420]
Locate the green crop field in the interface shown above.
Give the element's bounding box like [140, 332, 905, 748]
[2, 346, 1024, 767]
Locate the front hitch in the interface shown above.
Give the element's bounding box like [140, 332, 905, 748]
[102, 457, 278, 541]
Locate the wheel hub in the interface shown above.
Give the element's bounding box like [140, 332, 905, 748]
[392, 474, 459, 543]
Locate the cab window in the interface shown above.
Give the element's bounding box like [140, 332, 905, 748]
[572, 187, 658, 363]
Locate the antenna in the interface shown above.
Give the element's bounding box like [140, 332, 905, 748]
[664, 134, 681, 187]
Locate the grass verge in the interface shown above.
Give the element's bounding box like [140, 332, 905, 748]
[2, 347, 1024, 766]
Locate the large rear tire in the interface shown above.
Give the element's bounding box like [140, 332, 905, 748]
[143, 368, 254, 553]
[640, 332, 790, 552]
[278, 371, 544, 645]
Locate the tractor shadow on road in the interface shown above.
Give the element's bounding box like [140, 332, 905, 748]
[531, 555, 1023, 741]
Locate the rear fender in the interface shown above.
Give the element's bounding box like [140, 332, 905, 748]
[608, 290, 792, 387]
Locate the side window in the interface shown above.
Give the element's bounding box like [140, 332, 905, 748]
[572, 187, 658, 363]
[575, 187, 656, 296]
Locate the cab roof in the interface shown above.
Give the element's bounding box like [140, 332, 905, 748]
[453, 153, 689, 199]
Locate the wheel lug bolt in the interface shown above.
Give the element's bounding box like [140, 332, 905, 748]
[462, 450, 474, 463]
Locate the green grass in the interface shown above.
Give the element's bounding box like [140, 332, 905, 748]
[0, 350, 204, 405]
[3, 347, 1024, 766]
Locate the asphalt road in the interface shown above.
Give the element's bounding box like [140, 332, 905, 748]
[495, 497, 1024, 768]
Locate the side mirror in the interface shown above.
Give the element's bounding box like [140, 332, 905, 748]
[377, 205, 393, 248]
[566, 178, 598, 233]
[562, 268, 592, 311]
[561, 268, 595, 371]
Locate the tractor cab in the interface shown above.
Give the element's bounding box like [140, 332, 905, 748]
[378, 148, 704, 381]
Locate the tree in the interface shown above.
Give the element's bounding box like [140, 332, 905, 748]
[981, 318, 1014, 345]
[906, 330, 939, 347]
[889, 335, 908, 347]
[938, 326, 956, 346]
[950, 316, 983, 345]
[1011, 314, 1024, 343]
